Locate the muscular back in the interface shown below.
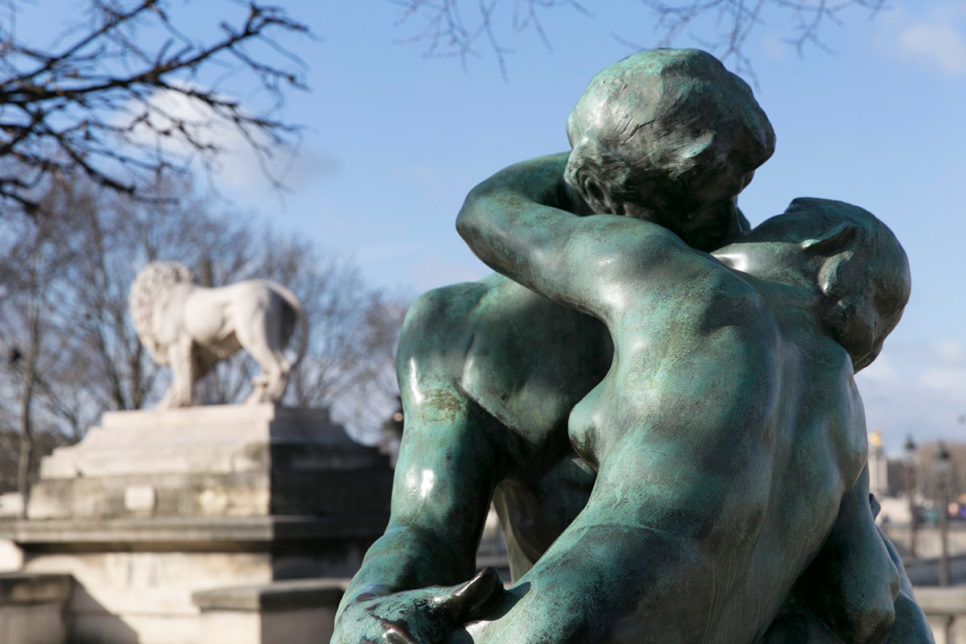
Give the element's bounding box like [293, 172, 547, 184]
[397, 271, 610, 577]
[461, 276, 611, 444]
[462, 229, 874, 643]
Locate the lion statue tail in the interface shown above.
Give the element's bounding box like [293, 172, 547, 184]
[276, 284, 309, 371]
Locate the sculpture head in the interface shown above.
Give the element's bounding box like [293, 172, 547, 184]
[564, 48, 775, 251]
[719, 198, 911, 372]
[130, 260, 196, 365]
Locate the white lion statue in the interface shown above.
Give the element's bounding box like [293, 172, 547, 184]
[130, 261, 307, 408]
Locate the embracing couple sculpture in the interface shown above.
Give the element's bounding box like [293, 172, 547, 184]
[333, 49, 932, 643]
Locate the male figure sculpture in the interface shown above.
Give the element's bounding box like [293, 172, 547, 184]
[457, 191, 913, 642]
[333, 50, 929, 642]
[130, 260, 306, 408]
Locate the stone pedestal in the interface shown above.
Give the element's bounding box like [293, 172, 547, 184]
[0, 405, 392, 643]
[192, 578, 346, 644]
[0, 573, 71, 644]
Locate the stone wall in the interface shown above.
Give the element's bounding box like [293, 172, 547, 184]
[193, 578, 347, 644]
[915, 586, 966, 644]
[0, 573, 71, 644]
[0, 405, 392, 643]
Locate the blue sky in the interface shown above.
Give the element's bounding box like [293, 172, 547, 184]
[15, 1, 966, 452]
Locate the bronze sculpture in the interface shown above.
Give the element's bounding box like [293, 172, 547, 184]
[333, 49, 931, 643]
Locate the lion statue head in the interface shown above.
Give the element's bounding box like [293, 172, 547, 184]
[129, 261, 195, 365]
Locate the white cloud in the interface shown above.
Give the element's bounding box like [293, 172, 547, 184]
[933, 339, 966, 363]
[760, 31, 789, 62]
[873, 2, 966, 76]
[857, 338, 966, 456]
[896, 21, 966, 76]
[919, 367, 966, 394]
[857, 352, 902, 386]
[125, 84, 338, 195]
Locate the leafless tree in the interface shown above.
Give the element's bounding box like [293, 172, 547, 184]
[0, 194, 90, 512]
[0, 0, 308, 216]
[61, 176, 406, 423]
[0, 176, 407, 503]
[188, 217, 408, 438]
[637, 0, 888, 78]
[388, 0, 887, 80]
[285, 266, 407, 437]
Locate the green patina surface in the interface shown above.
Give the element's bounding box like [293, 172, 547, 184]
[332, 49, 930, 644]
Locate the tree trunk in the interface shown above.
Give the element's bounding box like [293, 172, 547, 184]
[16, 304, 41, 519]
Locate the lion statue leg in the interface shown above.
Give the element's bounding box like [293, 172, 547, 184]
[158, 336, 197, 409]
[235, 295, 293, 405]
[242, 349, 291, 405]
[241, 342, 291, 405]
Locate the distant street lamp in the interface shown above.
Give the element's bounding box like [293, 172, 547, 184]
[905, 435, 917, 558]
[936, 441, 951, 587]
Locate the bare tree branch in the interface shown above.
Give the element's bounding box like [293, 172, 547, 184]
[387, 0, 887, 81]
[0, 175, 407, 474]
[637, 0, 887, 80]
[0, 0, 309, 215]
[387, 0, 590, 81]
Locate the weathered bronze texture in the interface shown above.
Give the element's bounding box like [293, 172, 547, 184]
[332, 49, 930, 643]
